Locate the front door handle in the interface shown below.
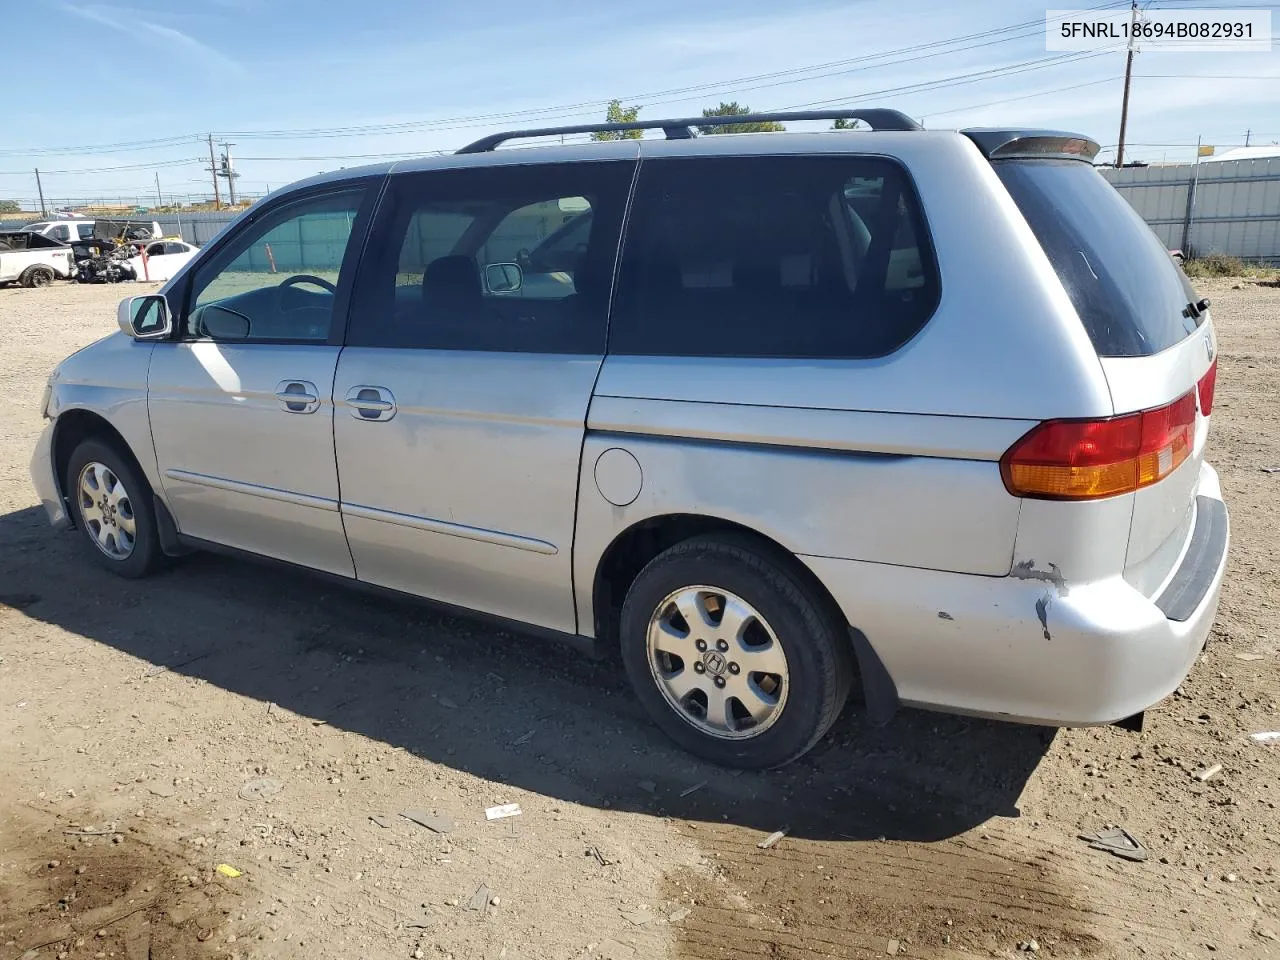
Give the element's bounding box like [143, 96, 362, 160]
[345, 385, 397, 422]
[275, 380, 320, 414]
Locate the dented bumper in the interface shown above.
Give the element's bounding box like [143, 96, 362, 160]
[802, 477, 1229, 727]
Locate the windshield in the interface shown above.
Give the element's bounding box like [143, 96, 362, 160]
[995, 160, 1201, 357]
[527, 211, 592, 273]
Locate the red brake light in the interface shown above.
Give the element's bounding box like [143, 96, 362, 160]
[1001, 391, 1196, 500]
[1197, 359, 1217, 416]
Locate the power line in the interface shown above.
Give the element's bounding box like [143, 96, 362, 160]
[781, 51, 1114, 110]
[1137, 75, 1280, 80]
[921, 77, 1123, 120]
[1, 1, 1128, 158]
[0, 135, 202, 159]
[225, 14, 1118, 141]
[0, 157, 203, 176]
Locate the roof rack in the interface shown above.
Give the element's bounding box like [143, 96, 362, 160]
[455, 109, 922, 154]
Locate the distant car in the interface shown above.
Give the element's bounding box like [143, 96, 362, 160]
[22, 218, 162, 244]
[18, 219, 98, 244]
[127, 240, 199, 283]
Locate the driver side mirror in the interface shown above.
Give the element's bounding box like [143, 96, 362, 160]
[485, 262, 524, 295]
[117, 295, 172, 340]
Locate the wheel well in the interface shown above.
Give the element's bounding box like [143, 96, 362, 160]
[52, 410, 149, 518]
[591, 514, 847, 647]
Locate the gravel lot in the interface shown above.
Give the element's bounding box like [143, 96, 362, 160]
[1, 279, 1277, 960]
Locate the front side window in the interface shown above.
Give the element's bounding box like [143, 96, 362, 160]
[187, 189, 365, 342]
[349, 161, 634, 353]
[610, 156, 940, 358]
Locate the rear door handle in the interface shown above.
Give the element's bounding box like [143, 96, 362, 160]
[275, 380, 320, 414]
[345, 385, 397, 422]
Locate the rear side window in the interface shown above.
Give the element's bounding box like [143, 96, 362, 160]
[349, 161, 634, 354]
[610, 156, 939, 358]
[994, 160, 1201, 357]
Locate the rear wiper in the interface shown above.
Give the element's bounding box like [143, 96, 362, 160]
[1183, 297, 1211, 320]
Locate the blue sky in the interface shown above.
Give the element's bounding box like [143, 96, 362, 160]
[2, 0, 1277, 208]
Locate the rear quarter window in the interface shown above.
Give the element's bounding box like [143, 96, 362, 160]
[609, 155, 940, 359]
[994, 159, 1201, 357]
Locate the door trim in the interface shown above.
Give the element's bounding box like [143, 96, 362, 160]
[172, 531, 599, 655]
[340, 501, 558, 555]
[165, 469, 339, 512]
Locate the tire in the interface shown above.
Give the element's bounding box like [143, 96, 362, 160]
[65, 437, 164, 578]
[619, 534, 853, 769]
[20, 265, 55, 288]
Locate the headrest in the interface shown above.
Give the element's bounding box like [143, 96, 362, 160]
[423, 255, 479, 300]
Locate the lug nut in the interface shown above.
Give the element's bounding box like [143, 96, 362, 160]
[716, 640, 729, 652]
[714, 676, 726, 688]
[695, 639, 707, 652]
[693, 662, 705, 674]
[728, 663, 740, 675]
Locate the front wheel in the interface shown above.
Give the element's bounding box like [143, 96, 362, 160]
[65, 438, 164, 578]
[620, 535, 853, 769]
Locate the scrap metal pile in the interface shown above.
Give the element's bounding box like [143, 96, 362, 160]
[72, 220, 157, 283]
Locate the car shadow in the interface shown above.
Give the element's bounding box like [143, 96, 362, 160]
[1, 504, 1052, 843]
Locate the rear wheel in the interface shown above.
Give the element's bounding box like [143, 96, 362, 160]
[65, 438, 163, 578]
[20, 265, 55, 288]
[620, 534, 853, 769]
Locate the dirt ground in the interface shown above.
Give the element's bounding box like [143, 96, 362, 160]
[0, 279, 1277, 960]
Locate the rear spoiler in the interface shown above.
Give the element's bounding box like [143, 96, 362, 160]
[961, 128, 1100, 162]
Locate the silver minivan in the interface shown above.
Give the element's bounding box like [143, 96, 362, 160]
[30, 110, 1229, 768]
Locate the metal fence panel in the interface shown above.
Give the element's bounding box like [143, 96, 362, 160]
[1102, 158, 1280, 263]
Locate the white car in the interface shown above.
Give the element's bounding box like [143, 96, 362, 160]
[128, 240, 198, 283]
[23, 218, 162, 244]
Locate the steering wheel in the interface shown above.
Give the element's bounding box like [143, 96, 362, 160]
[279, 274, 337, 295]
[272, 274, 338, 339]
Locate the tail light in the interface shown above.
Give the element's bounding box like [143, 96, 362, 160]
[1197, 359, 1217, 416]
[1001, 391, 1196, 500]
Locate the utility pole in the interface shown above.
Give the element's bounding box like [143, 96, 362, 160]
[1245, 129, 1252, 146]
[154, 171, 164, 209]
[34, 168, 47, 217]
[1115, 0, 1139, 168]
[220, 142, 238, 205]
[207, 134, 222, 210]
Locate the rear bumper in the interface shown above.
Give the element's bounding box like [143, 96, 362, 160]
[802, 465, 1229, 727]
[30, 421, 70, 529]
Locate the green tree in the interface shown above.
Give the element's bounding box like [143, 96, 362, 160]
[696, 102, 785, 135]
[831, 118, 861, 130]
[0, 199, 21, 214]
[591, 100, 643, 141]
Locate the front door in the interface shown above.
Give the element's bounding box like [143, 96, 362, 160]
[148, 185, 375, 575]
[334, 160, 636, 631]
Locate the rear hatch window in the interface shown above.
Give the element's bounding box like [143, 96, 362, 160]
[994, 159, 1201, 357]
